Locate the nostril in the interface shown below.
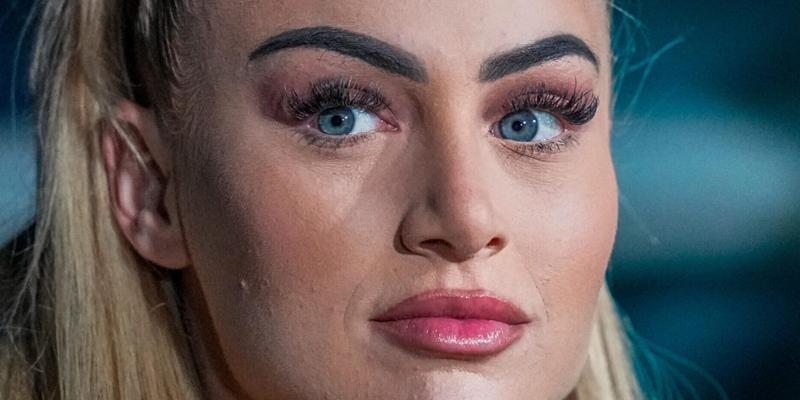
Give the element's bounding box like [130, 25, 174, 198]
[416, 236, 505, 262]
[418, 238, 459, 258]
[419, 238, 448, 249]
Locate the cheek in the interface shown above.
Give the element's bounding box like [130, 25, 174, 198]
[178, 138, 391, 395]
[541, 175, 616, 340]
[538, 162, 617, 304]
[516, 148, 618, 394]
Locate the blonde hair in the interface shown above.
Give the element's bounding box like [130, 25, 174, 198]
[1, 1, 642, 398]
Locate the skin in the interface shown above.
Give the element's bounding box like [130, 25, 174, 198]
[103, 1, 616, 399]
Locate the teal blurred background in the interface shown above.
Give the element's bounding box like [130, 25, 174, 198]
[609, 1, 799, 398]
[1, 1, 798, 398]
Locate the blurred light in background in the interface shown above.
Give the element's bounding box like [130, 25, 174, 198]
[609, 1, 799, 398]
[0, 1, 36, 246]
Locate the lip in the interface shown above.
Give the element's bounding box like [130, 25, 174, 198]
[370, 289, 531, 358]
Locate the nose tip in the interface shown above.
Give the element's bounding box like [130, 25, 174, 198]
[398, 180, 507, 263]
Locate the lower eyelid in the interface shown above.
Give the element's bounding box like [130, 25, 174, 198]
[491, 127, 581, 158]
[291, 127, 378, 151]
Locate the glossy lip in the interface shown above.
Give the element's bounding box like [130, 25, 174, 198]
[369, 289, 532, 359]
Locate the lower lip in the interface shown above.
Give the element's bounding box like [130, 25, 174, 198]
[372, 318, 524, 357]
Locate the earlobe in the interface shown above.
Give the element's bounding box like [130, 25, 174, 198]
[102, 100, 191, 269]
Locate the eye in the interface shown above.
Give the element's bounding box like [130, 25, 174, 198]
[497, 110, 563, 142]
[318, 106, 380, 136]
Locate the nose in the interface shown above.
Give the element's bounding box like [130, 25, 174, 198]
[399, 134, 507, 263]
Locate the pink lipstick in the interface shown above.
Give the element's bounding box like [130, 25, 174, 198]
[370, 289, 531, 358]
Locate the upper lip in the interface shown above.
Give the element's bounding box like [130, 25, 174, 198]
[370, 289, 531, 325]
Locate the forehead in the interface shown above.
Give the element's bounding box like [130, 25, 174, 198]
[197, 0, 609, 75]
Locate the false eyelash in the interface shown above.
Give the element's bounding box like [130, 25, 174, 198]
[503, 83, 599, 125]
[284, 77, 391, 121]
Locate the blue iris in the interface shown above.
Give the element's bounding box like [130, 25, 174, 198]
[318, 106, 356, 135]
[499, 110, 539, 142]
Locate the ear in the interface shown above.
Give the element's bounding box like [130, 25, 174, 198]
[102, 100, 191, 269]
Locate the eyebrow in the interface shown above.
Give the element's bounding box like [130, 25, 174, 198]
[249, 27, 598, 84]
[248, 26, 428, 82]
[479, 34, 600, 82]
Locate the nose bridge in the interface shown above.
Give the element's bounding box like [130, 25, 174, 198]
[421, 90, 487, 196]
[427, 128, 490, 221]
[400, 101, 506, 262]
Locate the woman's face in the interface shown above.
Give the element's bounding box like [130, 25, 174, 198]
[173, 1, 615, 399]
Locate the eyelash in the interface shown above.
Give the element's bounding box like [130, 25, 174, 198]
[286, 78, 391, 120]
[282, 78, 598, 155]
[494, 83, 598, 159]
[283, 78, 391, 150]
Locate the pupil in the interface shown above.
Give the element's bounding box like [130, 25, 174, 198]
[512, 120, 525, 131]
[331, 115, 343, 126]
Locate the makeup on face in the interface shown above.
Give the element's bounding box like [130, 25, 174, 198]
[181, 2, 616, 398]
[370, 289, 532, 358]
[248, 26, 601, 160]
